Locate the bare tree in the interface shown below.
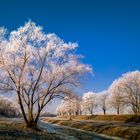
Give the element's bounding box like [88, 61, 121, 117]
[0, 21, 91, 128]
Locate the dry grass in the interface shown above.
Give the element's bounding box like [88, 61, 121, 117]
[72, 114, 140, 122]
[0, 119, 62, 140]
[44, 115, 140, 140]
[102, 126, 140, 140]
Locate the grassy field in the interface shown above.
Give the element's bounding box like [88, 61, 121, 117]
[44, 115, 140, 140]
[0, 118, 62, 140]
[57, 114, 140, 122]
[0, 115, 140, 140]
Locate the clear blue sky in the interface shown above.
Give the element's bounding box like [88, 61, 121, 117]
[0, 0, 140, 93]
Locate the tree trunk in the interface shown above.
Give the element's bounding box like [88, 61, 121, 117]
[27, 120, 38, 129]
[69, 113, 72, 121]
[17, 91, 40, 130]
[103, 109, 106, 115]
[27, 111, 39, 129]
[117, 108, 120, 115]
[17, 91, 29, 126]
[90, 109, 93, 115]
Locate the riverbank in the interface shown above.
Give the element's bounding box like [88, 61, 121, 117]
[0, 118, 62, 140]
[39, 120, 120, 140]
[43, 115, 140, 140]
[0, 117, 118, 140]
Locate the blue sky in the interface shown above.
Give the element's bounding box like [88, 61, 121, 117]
[0, 0, 140, 93]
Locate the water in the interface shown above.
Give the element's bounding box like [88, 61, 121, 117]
[39, 120, 122, 140]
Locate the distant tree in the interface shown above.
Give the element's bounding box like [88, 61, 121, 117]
[97, 90, 108, 115]
[108, 79, 126, 115]
[63, 95, 75, 120]
[0, 96, 20, 117]
[82, 92, 96, 115]
[56, 103, 63, 116]
[0, 21, 91, 128]
[56, 95, 81, 120]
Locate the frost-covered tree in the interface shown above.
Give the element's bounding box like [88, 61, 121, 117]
[0, 21, 91, 128]
[96, 90, 108, 115]
[56, 103, 63, 116]
[56, 95, 82, 120]
[121, 71, 140, 114]
[63, 96, 75, 120]
[82, 92, 96, 115]
[0, 96, 20, 117]
[109, 71, 140, 114]
[108, 79, 126, 115]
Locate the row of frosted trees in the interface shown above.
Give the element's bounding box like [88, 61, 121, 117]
[56, 71, 140, 116]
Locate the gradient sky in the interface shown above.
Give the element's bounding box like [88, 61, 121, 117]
[0, 0, 140, 104]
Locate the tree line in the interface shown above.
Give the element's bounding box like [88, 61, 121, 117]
[56, 71, 140, 117]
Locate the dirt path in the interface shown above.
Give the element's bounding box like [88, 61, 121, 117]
[39, 120, 121, 140]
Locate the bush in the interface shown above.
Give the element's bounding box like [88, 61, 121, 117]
[0, 96, 20, 117]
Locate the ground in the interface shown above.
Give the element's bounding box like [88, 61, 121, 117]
[43, 114, 140, 140]
[0, 118, 62, 140]
[1, 115, 140, 140]
[0, 117, 119, 140]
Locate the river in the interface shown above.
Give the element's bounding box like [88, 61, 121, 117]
[39, 120, 121, 140]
